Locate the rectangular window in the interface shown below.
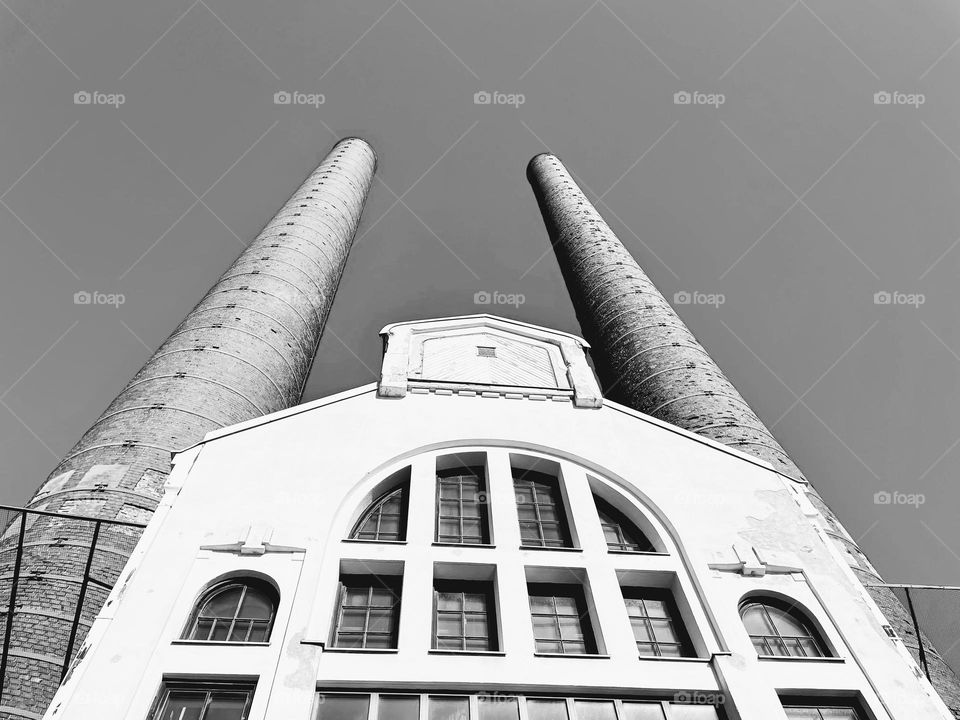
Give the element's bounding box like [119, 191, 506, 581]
[433, 579, 497, 651]
[315, 694, 371, 720]
[782, 706, 861, 720]
[526, 699, 569, 720]
[314, 694, 722, 720]
[151, 680, 255, 720]
[527, 583, 596, 654]
[436, 467, 490, 544]
[333, 575, 401, 649]
[622, 588, 692, 658]
[513, 470, 572, 548]
[428, 697, 470, 720]
[379, 696, 420, 720]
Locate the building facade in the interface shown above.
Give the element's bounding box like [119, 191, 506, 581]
[43, 316, 953, 719]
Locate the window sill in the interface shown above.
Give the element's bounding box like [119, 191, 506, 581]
[171, 640, 270, 647]
[519, 545, 582, 552]
[323, 646, 399, 654]
[432, 542, 496, 549]
[637, 655, 709, 663]
[756, 654, 844, 663]
[533, 652, 610, 659]
[428, 649, 506, 656]
[341, 538, 407, 545]
[607, 549, 669, 557]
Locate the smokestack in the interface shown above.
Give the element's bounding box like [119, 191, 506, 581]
[0, 137, 376, 718]
[527, 152, 960, 713]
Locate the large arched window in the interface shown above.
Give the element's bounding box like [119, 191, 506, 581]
[349, 483, 409, 541]
[184, 578, 278, 642]
[593, 495, 654, 552]
[740, 597, 828, 658]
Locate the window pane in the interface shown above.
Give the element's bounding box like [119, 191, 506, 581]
[650, 619, 678, 643]
[478, 696, 519, 720]
[370, 588, 398, 607]
[620, 703, 665, 720]
[205, 587, 243, 617]
[429, 697, 470, 720]
[669, 707, 720, 720]
[339, 609, 368, 631]
[210, 621, 230, 642]
[527, 699, 568, 720]
[782, 710, 821, 720]
[465, 615, 489, 637]
[317, 695, 370, 720]
[437, 615, 463, 637]
[159, 691, 206, 720]
[379, 696, 419, 720]
[205, 693, 251, 720]
[532, 615, 561, 640]
[573, 700, 617, 720]
[767, 606, 808, 637]
[238, 590, 272, 619]
[558, 616, 585, 641]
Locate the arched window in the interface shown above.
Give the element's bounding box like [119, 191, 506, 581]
[740, 597, 828, 658]
[593, 495, 654, 552]
[184, 578, 278, 642]
[350, 483, 408, 541]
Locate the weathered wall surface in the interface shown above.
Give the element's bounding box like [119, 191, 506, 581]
[0, 138, 376, 720]
[527, 152, 960, 717]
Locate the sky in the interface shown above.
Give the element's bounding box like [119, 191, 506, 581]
[1, 0, 960, 666]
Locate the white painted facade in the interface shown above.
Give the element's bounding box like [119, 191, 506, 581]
[44, 316, 951, 720]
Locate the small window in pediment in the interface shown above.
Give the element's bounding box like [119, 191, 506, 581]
[476, 346, 497, 358]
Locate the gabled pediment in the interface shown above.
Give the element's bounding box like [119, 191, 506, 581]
[378, 315, 602, 408]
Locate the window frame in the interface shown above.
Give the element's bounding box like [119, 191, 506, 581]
[435, 466, 491, 545]
[312, 692, 725, 720]
[513, 470, 574, 549]
[780, 695, 867, 719]
[527, 582, 598, 655]
[739, 597, 829, 659]
[432, 579, 499, 652]
[181, 578, 278, 644]
[620, 587, 693, 658]
[149, 678, 257, 720]
[593, 495, 655, 553]
[332, 574, 403, 650]
[349, 483, 409, 543]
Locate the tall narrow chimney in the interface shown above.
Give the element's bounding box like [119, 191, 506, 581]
[527, 152, 960, 715]
[0, 137, 377, 718]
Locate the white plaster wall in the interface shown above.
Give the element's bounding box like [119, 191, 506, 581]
[45, 385, 950, 720]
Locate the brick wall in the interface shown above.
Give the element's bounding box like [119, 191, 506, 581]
[527, 152, 960, 718]
[0, 138, 377, 719]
